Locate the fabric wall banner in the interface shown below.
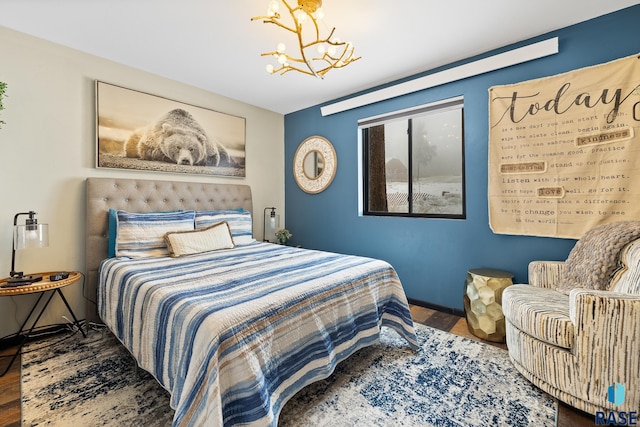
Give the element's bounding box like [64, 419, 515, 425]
[488, 53, 640, 239]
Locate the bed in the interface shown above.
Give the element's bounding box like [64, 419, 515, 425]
[85, 177, 418, 427]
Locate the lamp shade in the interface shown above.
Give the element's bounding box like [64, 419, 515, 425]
[8, 211, 49, 285]
[263, 207, 280, 242]
[14, 223, 49, 250]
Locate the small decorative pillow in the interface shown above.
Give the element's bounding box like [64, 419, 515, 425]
[108, 208, 118, 258]
[557, 221, 640, 294]
[610, 239, 640, 295]
[195, 209, 255, 246]
[165, 222, 235, 257]
[115, 210, 195, 258]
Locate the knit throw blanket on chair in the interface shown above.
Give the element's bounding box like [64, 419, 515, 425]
[557, 221, 640, 294]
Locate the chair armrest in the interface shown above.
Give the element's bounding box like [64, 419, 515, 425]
[528, 261, 565, 289]
[569, 288, 640, 411]
[569, 288, 640, 326]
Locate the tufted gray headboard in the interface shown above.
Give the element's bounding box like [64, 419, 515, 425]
[85, 177, 253, 322]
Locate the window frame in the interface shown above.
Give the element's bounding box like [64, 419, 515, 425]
[359, 97, 466, 219]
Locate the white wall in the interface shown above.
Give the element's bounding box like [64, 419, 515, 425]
[0, 26, 285, 338]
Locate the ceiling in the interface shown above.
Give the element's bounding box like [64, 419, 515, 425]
[1, 1, 637, 115]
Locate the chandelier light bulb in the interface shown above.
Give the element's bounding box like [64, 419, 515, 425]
[317, 44, 326, 54]
[331, 37, 341, 45]
[278, 54, 287, 64]
[295, 9, 308, 23]
[268, 0, 279, 14]
[312, 7, 324, 20]
[327, 45, 337, 56]
[266, 64, 275, 74]
[277, 42, 286, 53]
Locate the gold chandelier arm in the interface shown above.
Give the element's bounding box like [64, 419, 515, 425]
[260, 51, 307, 65]
[251, 15, 298, 34]
[308, 15, 321, 42]
[279, 65, 316, 76]
[312, 51, 361, 77]
[267, 62, 318, 77]
[323, 44, 360, 64]
[301, 26, 333, 50]
[314, 27, 336, 46]
[295, 22, 320, 78]
[281, 0, 295, 12]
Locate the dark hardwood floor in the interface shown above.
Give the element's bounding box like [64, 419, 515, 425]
[0, 305, 594, 426]
[0, 344, 21, 427]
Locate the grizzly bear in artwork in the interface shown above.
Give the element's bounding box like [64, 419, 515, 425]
[124, 109, 231, 166]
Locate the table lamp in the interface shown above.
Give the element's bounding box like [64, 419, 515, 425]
[8, 211, 49, 286]
[263, 207, 279, 243]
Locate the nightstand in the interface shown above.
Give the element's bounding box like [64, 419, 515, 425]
[0, 271, 86, 376]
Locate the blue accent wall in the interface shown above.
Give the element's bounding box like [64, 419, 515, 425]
[284, 6, 640, 310]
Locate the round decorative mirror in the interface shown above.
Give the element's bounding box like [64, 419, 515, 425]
[303, 151, 325, 179]
[293, 136, 337, 194]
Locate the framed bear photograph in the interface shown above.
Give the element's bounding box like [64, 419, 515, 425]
[95, 81, 246, 177]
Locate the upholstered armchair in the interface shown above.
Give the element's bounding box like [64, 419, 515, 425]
[502, 221, 640, 415]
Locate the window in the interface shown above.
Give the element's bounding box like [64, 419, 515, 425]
[360, 97, 465, 218]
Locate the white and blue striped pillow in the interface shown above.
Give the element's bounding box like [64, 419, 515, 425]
[195, 209, 255, 246]
[116, 210, 195, 258]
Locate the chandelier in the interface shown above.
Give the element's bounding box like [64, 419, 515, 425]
[251, 0, 360, 78]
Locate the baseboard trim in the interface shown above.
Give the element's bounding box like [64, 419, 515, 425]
[0, 324, 71, 351]
[407, 298, 465, 317]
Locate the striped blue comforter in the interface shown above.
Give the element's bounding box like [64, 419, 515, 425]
[98, 242, 417, 426]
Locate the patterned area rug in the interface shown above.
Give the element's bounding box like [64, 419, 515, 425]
[22, 324, 557, 426]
